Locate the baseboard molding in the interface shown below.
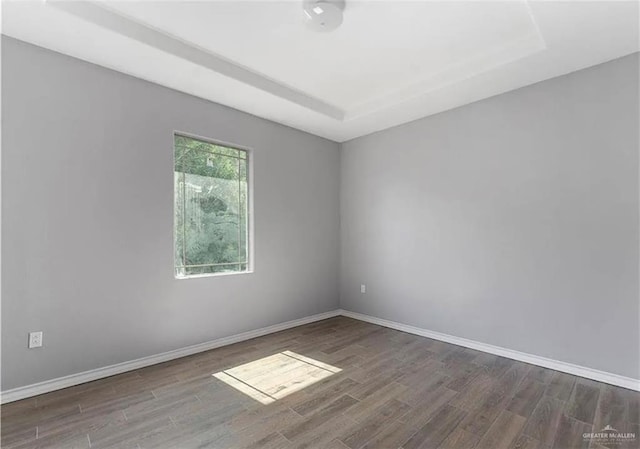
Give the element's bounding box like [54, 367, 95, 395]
[339, 309, 640, 392]
[3, 308, 637, 403]
[0, 310, 341, 404]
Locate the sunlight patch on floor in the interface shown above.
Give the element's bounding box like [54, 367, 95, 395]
[212, 350, 341, 404]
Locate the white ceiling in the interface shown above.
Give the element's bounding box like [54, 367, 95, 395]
[2, 1, 639, 142]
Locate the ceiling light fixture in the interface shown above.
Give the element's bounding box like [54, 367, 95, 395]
[303, 0, 344, 32]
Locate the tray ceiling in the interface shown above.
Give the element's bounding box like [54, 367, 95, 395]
[3, 1, 639, 142]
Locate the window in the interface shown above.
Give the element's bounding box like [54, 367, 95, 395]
[174, 134, 250, 278]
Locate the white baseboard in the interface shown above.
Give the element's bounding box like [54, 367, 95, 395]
[339, 309, 640, 392]
[0, 310, 341, 404]
[3, 308, 637, 404]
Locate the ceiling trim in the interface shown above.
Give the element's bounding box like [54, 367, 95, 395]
[47, 0, 546, 126]
[345, 1, 546, 120]
[22, 0, 635, 142]
[47, 0, 345, 121]
[346, 29, 546, 121]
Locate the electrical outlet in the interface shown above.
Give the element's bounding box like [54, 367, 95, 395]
[360, 284, 366, 294]
[28, 331, 43, 349]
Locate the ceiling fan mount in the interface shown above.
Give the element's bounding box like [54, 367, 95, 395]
[303, 0, 345, 32]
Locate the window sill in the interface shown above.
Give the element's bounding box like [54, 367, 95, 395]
[175, 270, 254, 280]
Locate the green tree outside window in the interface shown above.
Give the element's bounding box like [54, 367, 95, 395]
[174, 134, 249, 277]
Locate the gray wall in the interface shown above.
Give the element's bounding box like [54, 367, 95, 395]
[341, 53, 640, 379]
[1, 37, 340, 390]
[3, 36, 638, 391]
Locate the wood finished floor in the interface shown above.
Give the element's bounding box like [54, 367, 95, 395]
[2, 317, 639, 449]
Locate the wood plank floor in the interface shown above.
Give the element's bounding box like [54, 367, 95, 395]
[2, 317, 638, 449]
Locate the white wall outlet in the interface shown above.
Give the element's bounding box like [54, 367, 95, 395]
[28, 331, 43, 349]
[360, 284, 366, 294]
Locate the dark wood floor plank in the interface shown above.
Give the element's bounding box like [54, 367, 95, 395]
[429, 340, 462, 356]
[507, 378, 546, 418]
[523, 396, 565, 446]
[460, 384, 513, 437]
[444, 363, 483, 391]
[293, 377, 360, 416]
[478, 356, 515, 379]
[0, 426, 37, 449]
[496, 362, 532, 398]
[34, 380, 118, 409]
[627, 421, 639, 448]
[37, 408, 127, 440]
[396, 358, 445, 388]
[345, 381, 408, 422]
[399, 385, 458, 429]
[322, 328, 382, 355]
[624, 387, 639, 426]
[476, 409, 527, 449]
[593, 384, 629, 435]
[545, 372, 576, 401]
[527, 367, 555, 385]
[395, 341, 436, 365]
[438, 427, 480, 449]
[89, 415, 173, 449]
[339, 398, 410, 448]
[0, 398, 36, 418]
[509, 434, 548, 449]
[347, 372, 404, 401]
[2, 402, 81, 440]
[325, 352, 365, 370]
[80, 390, 155, 417]
[121, 390, 199, 422]
[281, 395, 358, 441]
[566, 380, 601, 424]
[242, 431, 291, 449]
[287, 414, 357, 449]
[9, 431, 90, 449]
[397, 371, 450, 406]
[450, 374, 496, 411]
[359, 420, 418, 449]
[551, 414, 591, 449]
[401, 404, 467, 449]
[473, 352, 499, 366]
[226, 407, 303, 448]
[347, 359, 400, 384]
[1, 317, 637, 449]
[164, 420, 232, 448]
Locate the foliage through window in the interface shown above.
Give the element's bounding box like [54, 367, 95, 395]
[174, 134, 249, 277]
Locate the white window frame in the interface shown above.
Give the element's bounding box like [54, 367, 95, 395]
[173, 131, 254, 279]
